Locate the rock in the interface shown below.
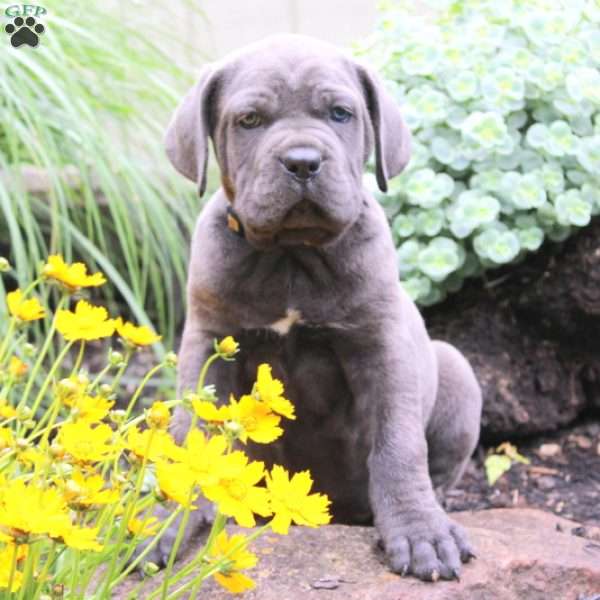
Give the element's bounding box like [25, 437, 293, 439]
[537, 442, 562, 458]
[114, 509, 600, 599]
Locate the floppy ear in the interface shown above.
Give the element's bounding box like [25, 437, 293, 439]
[164, 66, 219, 196]
[357, 66, 411, 193]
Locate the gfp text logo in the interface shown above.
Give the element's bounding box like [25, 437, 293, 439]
[4, 4, 47, 48]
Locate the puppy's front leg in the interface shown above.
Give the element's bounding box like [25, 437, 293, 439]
[337, 331, 474, 581]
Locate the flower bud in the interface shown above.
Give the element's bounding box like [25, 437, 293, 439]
[165, 352, 178, 368]
[197, 385, 218, 404]
[0, 257, 10, 272]
[224, 420, 242, 437]
[146, 401, 170, 430]
[99, 384, 114, 398]
[50, 442, 65, 459]
[109, 409, 127, 424]
[15, 437, 29, 450]
[16, 406, 33, 421]
[216, 336, 239, 357]
[23, 343, 36, 358]
[143, 562, 160, 576]
[109, 349, 125, 367]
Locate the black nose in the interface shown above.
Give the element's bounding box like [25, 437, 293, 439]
[280, 147, 322, 181]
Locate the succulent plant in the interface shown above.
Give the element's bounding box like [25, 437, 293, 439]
[357, 0, 600, 305]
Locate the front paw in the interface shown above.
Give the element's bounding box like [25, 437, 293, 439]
[383, 512, 475, 582]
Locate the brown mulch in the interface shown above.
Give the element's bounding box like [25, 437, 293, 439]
[447, 419, 600, 530]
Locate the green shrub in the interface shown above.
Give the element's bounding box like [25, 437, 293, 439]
[0, 1, 202, 348]
[356, 0, 600, 305]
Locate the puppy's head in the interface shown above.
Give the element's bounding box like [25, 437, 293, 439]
[166, 34, 411, 248]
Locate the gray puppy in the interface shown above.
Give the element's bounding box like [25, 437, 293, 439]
[158, 34, 482, 582]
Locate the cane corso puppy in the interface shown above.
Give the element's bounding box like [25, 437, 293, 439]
[156, 34, 482, 582]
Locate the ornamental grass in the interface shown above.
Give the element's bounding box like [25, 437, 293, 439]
[0, 255, 331, 599]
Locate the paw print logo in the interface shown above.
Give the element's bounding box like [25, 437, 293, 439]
[5, 16, 45, 48]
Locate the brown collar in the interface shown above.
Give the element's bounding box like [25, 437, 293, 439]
[226, 206, 245, 238]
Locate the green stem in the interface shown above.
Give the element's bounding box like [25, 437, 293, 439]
[35, 340, 75, 445]
[158, 489, 198, 600]
[17, 294, 68, 415]
[196, 353, 220, 394]
[164, 524, 271, 600]
[71, 340, 86, 374]
[0, 319, 16, 366]
[5, 542, 18, 597]
[96, 429, 156, 598]
[31, 543, 57, 600]
[123, 362, 165, 422]
[109, 347, 133, 392]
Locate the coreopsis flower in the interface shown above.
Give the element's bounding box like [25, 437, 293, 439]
[8, 356, 27, 380]
[63, 470, 119, 508]
[177, 430, 228, 487]
[201, 451, 271, 527]
[0, 480, 71, 540]
[115, 317, 161, 348]
[0, 401, 16, 420]
[125, 426, 182, 463]
[254, 364, 295, 420]
[70, 395, 114, 424]
[6, 289, 45, 322]
[128, 515, 160, 538]
[266, 465, 331, 534]
[57, 422, 119, 464]
[192, 399, 230, 423]
[42, 255, 106, 292]
[0, 428, 14, 451]
[216, 336, 239, 357]
[55, 374, 89, 407]
[56, 300, 116, 342]
[156, 462, 199, 508]
[146, 401, 170, 430]
[227, 395, 283, 444]
[58, 524, 103, 552]
[0, 544, 25, 592]
[208, 531, 257, 594]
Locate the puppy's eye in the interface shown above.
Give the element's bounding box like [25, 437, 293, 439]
[238, 112, 262, 129]
[330, 106, 352, 123]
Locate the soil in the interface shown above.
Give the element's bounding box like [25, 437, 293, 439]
[448, 418, 600, 530]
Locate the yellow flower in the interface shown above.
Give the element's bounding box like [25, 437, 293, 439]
[228, 395, 283, 444]
[177, 429, 228, 487]
[55, 374, 89, 407]
[125, 426, 182, 463]
[63, 470, 120, 508]
[42, 255, 106, 292]
[0, 480, 69, 540]
[209, 531, 257, 594]
[6, 289, 45, 322]
[17, 448, 46, 470]
[71, 395, 114, 424]
[58, 422, 119, 464]
[58, 524, 103, 552]
[0, 401, 16, 420]
[201, 451, 271, 527]
[217, 336, 239, 357]
[0, 428, 14, 451]
[266, 466, 331, 534]
[192, 400, 230, 423]
[8, 356, 28, 380]
[56, 300, 116, 342]
[128, 515, 160, 538]
[146, 401, 170, 430]
[0, 544, 24, 592]
[115, 317, 161, 348]
[255, 364, 295, 420]
[156, 461, 198, 508]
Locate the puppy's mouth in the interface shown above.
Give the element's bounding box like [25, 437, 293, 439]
[244, 198, 341, 248]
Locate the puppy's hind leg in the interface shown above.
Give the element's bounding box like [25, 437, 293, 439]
[426, 341, 482, 494]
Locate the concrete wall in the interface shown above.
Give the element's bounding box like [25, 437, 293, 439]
[119, 0, 378, 70]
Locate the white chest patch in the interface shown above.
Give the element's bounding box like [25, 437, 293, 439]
[269, 309, 303, 336]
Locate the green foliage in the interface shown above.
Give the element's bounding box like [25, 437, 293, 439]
[0, 1, 201, 348]
[357, 0, 600, 305]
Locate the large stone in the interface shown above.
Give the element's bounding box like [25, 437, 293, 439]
[114, 508, 600, 599]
